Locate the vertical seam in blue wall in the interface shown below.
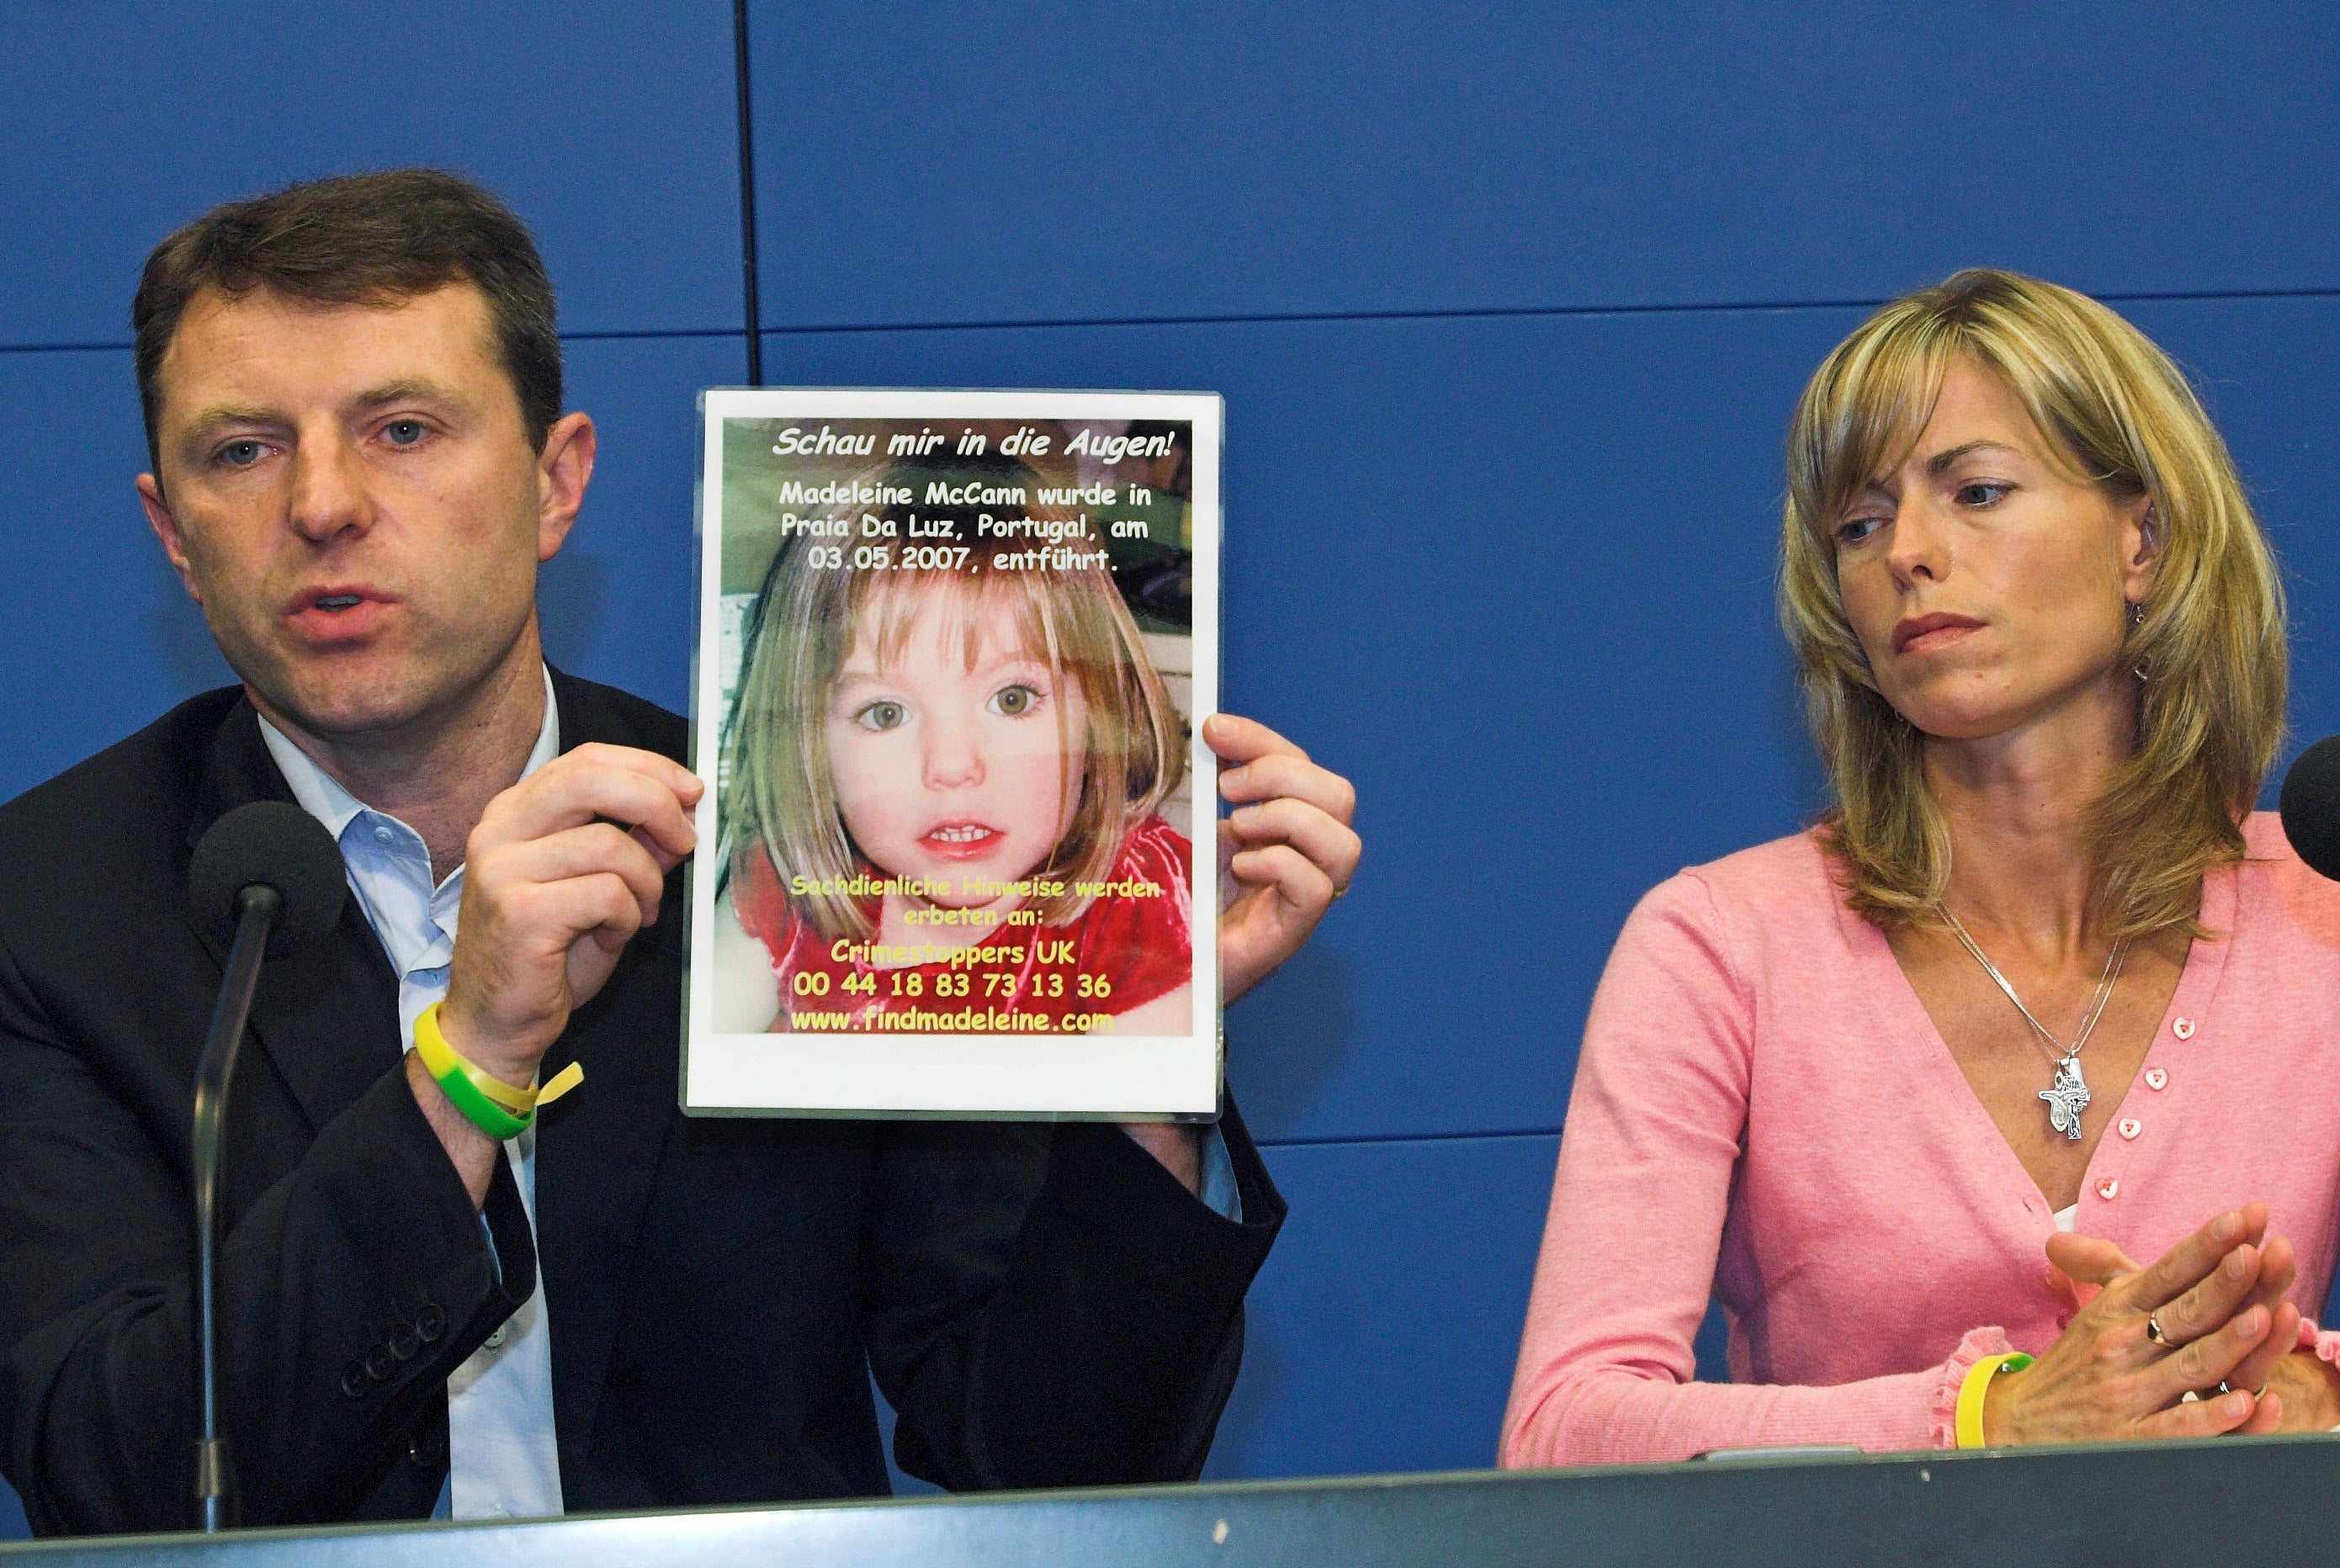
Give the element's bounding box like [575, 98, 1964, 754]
[731, 0, 764, 384]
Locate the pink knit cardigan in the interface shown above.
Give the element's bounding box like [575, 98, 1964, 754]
[1502, 813, 2340, 1465]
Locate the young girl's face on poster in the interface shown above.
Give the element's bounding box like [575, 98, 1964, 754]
[825, 588, 1089, 903]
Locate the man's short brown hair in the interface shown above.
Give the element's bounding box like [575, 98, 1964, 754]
[132, 168, 562, 469]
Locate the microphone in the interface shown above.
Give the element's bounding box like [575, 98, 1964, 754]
[2279, 736, 2340, 882]
[185, 802, 346, 1531]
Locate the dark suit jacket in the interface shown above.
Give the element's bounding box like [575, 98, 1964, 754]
[0, 672, 1282, 1535]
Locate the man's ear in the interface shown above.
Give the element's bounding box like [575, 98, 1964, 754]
[535, 411, 597, 564]
[136, 473, 204, 604]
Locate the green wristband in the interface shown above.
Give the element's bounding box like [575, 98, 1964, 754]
[412, 1004, 533, 1141]
[430, 1059, 531, 1142]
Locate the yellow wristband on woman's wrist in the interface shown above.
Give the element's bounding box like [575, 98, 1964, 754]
[1955, 1350, 2034, 1449]
[412, 1002, 584, 1142]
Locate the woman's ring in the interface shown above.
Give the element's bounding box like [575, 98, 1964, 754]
[2146, 1311, 2171, 1346]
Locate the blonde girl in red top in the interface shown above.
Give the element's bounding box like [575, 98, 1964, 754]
[711, 453, 1197, 1036]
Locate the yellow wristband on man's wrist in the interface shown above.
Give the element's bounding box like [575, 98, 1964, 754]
[412, 1002, 583, 1142]
[1955, 1351, 2034, 1449]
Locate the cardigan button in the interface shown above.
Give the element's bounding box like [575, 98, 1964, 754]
[416, 1303, 447, 1343]
[339, 1363, 370, 1401]
[2097, 1178, 2120, 1200]
[2145, 1067, 2168, 1090]
[2173, 1018, 2196, 1041]
[2119, 1118, 2141, 1140]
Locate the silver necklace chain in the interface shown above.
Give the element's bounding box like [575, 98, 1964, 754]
[1935, 903, 2131, 1141]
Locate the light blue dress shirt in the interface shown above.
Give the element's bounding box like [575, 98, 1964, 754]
[259, 673, 564, 1522]
[258, 669, 1238, 1519]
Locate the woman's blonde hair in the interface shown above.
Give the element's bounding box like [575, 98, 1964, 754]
[724, 453, 1186, 941]
[1779, 268, 2286, 937]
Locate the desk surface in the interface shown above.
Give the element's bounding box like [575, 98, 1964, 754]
[9, 1437, 2338, 1566]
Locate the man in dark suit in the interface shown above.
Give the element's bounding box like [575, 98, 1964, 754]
[0, 171, 1361, 1535]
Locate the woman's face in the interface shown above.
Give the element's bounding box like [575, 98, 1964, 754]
[1832, 356, 2156, 743]
[825, 595, 1088, 903]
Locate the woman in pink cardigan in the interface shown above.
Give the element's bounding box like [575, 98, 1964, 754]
[1503, 268, 2340, 1464]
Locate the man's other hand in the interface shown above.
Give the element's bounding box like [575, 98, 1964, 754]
[1208, 713, 1359, 1004]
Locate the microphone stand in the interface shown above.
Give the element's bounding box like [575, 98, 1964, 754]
[190, 882, 281, 1533]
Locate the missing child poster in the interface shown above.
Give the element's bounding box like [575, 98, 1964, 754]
[683, 389, 1223, 1119]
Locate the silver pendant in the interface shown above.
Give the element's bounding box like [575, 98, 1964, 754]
[2039, 1055, 2090, 1141]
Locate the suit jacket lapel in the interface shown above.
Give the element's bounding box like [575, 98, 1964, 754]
[186, 697, 402, 1133]
[533, 672, 685, 1475]
[191, 674, 683, 1472]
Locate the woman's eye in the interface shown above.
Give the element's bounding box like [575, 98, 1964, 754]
[988, 683, 1043, 718]
[853, 701, 909, 733]
[383, 419, 428, 448]
[1836, 516, 1884, 546]
[217, 439, 268, 469]
[1955, 481, 2009, 507]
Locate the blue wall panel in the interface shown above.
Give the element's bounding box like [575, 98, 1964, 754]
[2124, 296, 2340, 772]
[0, 3, 741, 346]
[0, 345, 218, 801]
[1203, 1135, 1559, 1479]
[747, 1, 2340, 329]
[543, 335, 749, 716]
[0, 332, 742, 806]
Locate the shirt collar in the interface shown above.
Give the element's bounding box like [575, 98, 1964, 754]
[257, 665, 562, 845]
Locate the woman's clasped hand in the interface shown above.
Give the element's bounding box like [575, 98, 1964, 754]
[1982, 1204, 2328, 1444]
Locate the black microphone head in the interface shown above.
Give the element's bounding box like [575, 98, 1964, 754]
[188, 802, 348, 949]
[2279, 734, 2340, 882]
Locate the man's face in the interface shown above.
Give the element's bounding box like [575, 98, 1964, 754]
[138, 281, 588, 742]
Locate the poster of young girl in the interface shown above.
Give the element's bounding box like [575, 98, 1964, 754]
[683, 389, 1223, 1119]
